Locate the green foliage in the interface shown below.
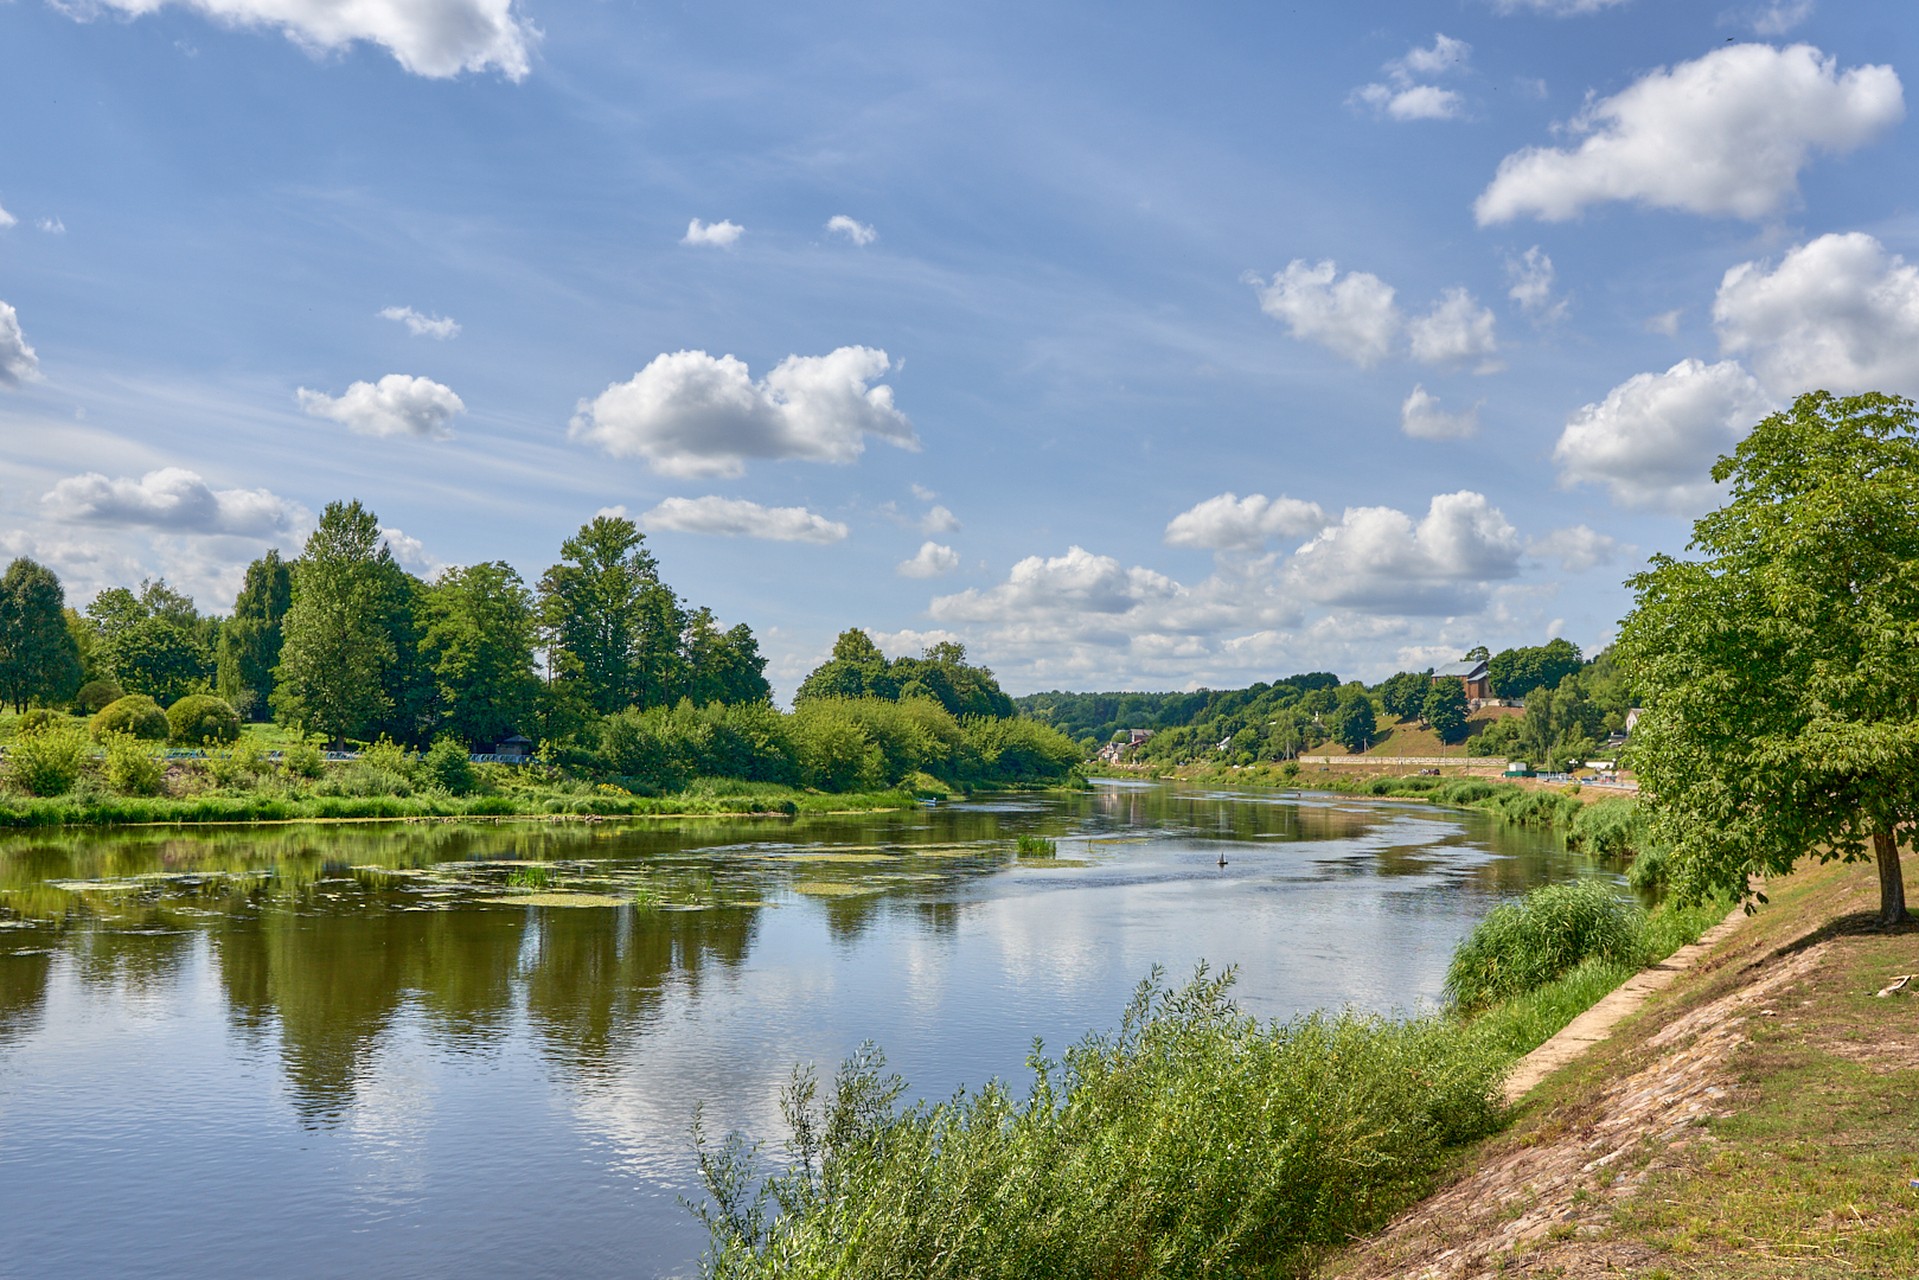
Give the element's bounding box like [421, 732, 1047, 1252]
[538, 514, 676, 714]
[0, 557, 85, 712]
[1618, 390, 1919, 924]
[1422, 679, 1470, 743]
[1015, 834, 1056, 856]
[1377, 669, 1432, 720]
[1329, 685, 1378, 752]
[694, 969, 1504, 1279]
[167, 694, 241, 746]
[216, 550, 293, 719]
[5, 719, 91, 796]
[797, 634, 1015, 720]
[420, 734, 479, 795]
[1017, 672, 1340, 761]
[1445, 880, 1644, 1011]
[15, 707, 63, 737]
[74, 679, 123, 715]
[272, 501, 403, 744]
[91, 694, 170, 742]
[422, 560, 540, 745]
[102, 732, 167, 796]
[1567, 796, 1646, 862]
[1486, 638, 1582, 701]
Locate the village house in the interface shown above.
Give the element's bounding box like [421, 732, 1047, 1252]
[1432, 658, 1492, 703]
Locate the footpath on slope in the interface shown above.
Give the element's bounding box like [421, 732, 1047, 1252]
[1319, 858, 1919, 1280]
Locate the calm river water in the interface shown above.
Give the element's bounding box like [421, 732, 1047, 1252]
[0, 782, 1599, 1278]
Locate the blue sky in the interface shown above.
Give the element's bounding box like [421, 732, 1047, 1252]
[2, 0, 1915, 697]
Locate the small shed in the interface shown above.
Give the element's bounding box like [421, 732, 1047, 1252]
[494, 734, 533, 760]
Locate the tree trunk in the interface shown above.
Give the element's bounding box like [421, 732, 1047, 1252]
[1872, 828, 1908, 927]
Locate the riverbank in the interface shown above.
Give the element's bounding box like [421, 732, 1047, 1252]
[1318, 854, 1919, 1278]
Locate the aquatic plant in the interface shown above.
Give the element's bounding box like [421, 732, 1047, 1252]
[1015, 834, 1056, 857]
[1445, 879, 1643, 1011]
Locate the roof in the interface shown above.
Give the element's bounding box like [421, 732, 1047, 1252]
[1433, 659, 1489, 679]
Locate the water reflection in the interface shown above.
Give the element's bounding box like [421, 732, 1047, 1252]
[0, 783, 1595, 1280]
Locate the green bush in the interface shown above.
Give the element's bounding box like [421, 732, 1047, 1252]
[1567, 796, 1644, 861]
[166, 694, 241, 746]
[1626, 843, 1671, 892]
[102, 732, 167, 797]
[1445, 879, 1644, 1011]
[74, 679, 124, 715]
[694, 969, 1503, 1279]
[91, 695, 170, 742]
[420, 735, 477, 795]
[6, 721, 92, 796]
[281, 738, 326, 779]
[15, 708, 65, 738]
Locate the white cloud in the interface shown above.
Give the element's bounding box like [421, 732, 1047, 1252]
[1475, 44, 1903, 224]
[41, 467, 307, 537]
[1163, 492, 1327, 551]
[1351, 83, 1465, 122]
[1553, 358, 1774, 511]
[1250, 259, 1401, 366]
[921, 504, 960, 534]
[1528, 525, 1623, 573]
[1713, 232, 1919, 398]
[909, 483, 937, 502]
[1646, 308, 1683, 336]
[379, 526, 440, 573]
[1397, 33, 1472, 79]
[297, 373, 464, 439]
[825, 215, 877, 246]
[1732, 1, 1815, 36]
[1506, 245, 1567, 321]
[1489, 0, 1630, 12]
[570, 346, 918, 478]
[73, 0, 536, 80]
[640, 495, 848, 544]
[1408, 287, 1501, 370]
[897, 541, 960, 578]
[1400, 386, 1480, 440]
[0, 301, 40, 387]
[1285, 492, 1523, 616]
[379, 305, 460, 339]
[682, 218, 744, 247]
[0, 203, 16, 229]
[36, 217, 66, 234]
[934, 547, 1180, 622]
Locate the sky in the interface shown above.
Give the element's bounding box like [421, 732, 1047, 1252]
[1, 0, 1915, 699]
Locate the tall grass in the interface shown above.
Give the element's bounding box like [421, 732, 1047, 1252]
[1445, 879, 1643, 1010]
[694, 968, 1505, 1280]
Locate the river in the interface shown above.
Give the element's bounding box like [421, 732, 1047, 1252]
[0, 781, 1599, 1278]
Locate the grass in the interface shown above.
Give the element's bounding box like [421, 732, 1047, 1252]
[1015, 834, 1057, 857]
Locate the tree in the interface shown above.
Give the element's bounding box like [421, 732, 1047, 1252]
[84, 578, 214, 704]
[1618, 390, 1919, 927]
[795, 629, 898, 703]
[1422, 680, 1469, 744]
[1487, 638, 1583, 701]
[217, 550, 293, 719]
[537, 515, 667, 714]
[1329, 688, 1377, 754]
[1376, 670, 1431, 721]
[0, 558, 84, 711]
[422, 561, 540, 745]
[681, 608, 772, 706]
[273, 501, 399, 746]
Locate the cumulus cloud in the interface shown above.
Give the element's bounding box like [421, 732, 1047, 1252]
[933, 547, 1180, 623]
[378, 526, 440, 573]
[1351, 33, 1471, 121]
[41, 467, 307, 537]
[0, 202, 15, 230]
[639, 495, 849, 544]
[825, 215, 877, 246]
[1285, 492, 1523, 616]
[682, 218, 743, 247]
[380, 305, 460, 339]
[1506, 246, 1567, 321]
[297, 373, 464, 439]
[570, 346, 918, 478]
[1250, 259, 1400, 366]
[1400, 386, 1480, 440]
[1713, 232, 1919, 398]
[897, 541, 960, 578]
[921, 504, 960, 534]
[1528, 525, 1624, 573]
[1408, 288, 1501, 369]
[1553, 358, 1774, 510]
[1163, 493, 1328, 551]
[0, 300, 39, 387]
[72, 0, 536, 80]
[1475, 44, 1903, 224]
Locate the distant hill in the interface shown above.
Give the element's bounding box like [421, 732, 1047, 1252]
[1015, 673, 1342, 744]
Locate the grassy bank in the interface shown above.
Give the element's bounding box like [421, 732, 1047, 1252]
[689, 873, 1730, 1278]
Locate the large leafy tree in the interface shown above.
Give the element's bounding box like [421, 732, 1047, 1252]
[1618, 391, 1919, 927]
[273, 501, 401, 746]
[1421, 680, 1469, 744]
[1487, 638, 1583, 701]
[1329, 686, 1378, 753]
[0, 558, 84, 711]
[84, 578, 215, 704]
[538, 515, 679, 714]
[680, 607, 773, 706]
[794, 629, 897, 703]
[422, 560, 540, 745]
[217, 550, 294, 720]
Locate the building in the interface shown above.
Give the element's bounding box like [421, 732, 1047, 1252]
[1432, 658, 1492, 702]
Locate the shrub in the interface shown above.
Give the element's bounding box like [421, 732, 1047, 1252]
[74, 679, 125, 715]
[1446, 879, 1644, 1010]
[91, 695, 170, 742]
[167, 694, 241, 746]
[102, 732, 167, 797]
[6, 721, 91, 796]
[693, 969, 1504, 1279]
[420, 734, 477, 795]
[15, 708, 64, 738]
[282, 738, 326, 779]
[1626, 843, 1671, 892]
[207, 739, 269, 789]
[1568, 796, 1645, 862]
